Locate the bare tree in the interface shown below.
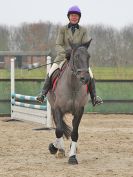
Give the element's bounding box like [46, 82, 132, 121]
[0, 22, 133, 67]
[0, 25, 10, 50]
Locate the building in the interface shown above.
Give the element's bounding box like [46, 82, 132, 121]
[0, 51, 49, 69]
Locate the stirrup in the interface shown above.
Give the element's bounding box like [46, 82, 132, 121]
[93, 96, 103, 106]
[36, 94, 47, 103]
[95, 96, 103, 105]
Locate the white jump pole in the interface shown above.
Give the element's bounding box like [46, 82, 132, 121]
[46, 56, 52, 128]
[11, 58, 15, 119]
[10, 56, 52, 127]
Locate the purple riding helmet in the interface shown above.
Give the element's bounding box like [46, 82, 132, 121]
[67, 5, 81, 18]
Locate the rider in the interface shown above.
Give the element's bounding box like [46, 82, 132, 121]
[37, 5, 103, 106]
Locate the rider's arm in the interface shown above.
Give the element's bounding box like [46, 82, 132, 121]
[55, 27, 66, 59]
[81, 27, 91, 43]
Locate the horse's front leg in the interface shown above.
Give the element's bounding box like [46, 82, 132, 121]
[68, 107, 84, 165]
[49, 107, 65, 158]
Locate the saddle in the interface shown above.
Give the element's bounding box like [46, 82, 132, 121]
[50, 61, 68, 91]
[50, 60, 89, 93]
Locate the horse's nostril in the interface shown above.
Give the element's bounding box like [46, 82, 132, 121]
[80, 77, 85, 83]
[80, 75, 90, 84]
[80, 77, 84, 81]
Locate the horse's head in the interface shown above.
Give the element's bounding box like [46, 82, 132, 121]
[69, 39, 92, 84]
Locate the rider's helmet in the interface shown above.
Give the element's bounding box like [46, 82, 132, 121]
[67, 5, 81, 18]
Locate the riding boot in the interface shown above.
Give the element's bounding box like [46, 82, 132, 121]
[88, 78, 103, 106]
[36, 74, 51, 103]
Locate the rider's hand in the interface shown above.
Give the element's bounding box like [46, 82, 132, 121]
[65, 49, 72, 60]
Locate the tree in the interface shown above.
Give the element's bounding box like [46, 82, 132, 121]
[0, 25, 10, 50]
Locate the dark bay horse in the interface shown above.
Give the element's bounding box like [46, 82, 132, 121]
[47, 39, 92, 164]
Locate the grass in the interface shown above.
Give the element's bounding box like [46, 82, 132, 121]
[1, 66, 133, 79]
[0, 68, 46, 79]
[92, 66, 133, 79]
[15, 68, 47, 79]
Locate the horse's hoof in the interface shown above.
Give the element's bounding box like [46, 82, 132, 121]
[48, 143, 58, 154]
[55, 149, 65, 158]
[68, 155, 78, 165]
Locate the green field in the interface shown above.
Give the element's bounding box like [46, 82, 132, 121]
[93, 67, 133, 80]
[0, 68, 46, 79]
[1, 66, 133, 79]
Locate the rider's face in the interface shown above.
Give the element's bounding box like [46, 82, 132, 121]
[69, 14, 80, 24]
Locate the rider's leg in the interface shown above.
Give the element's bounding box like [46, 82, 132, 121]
[37, 54, 66, 103]
[88, 67, 103, 106]
[37, 63, 59, 103]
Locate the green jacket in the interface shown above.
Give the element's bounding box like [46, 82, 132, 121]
[54, 24, 91, 63]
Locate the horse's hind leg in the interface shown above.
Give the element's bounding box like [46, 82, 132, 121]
[48, 108, 65, 158]
[68, 107, 84, 165]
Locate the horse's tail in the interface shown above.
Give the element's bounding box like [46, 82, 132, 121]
[62, 118, 72, 139]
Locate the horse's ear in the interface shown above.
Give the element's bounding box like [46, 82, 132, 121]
[83, 38, 92, 49]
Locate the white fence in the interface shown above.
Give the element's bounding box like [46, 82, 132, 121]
[11, 57, 52, 127]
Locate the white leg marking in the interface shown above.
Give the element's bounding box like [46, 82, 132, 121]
[69, 141, 77, 157]
[53, 137, 64, 149]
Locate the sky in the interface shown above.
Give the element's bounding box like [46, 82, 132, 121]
[0, 0, 133, 29]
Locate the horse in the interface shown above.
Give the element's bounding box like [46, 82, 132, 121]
[47, 39, 92, 165]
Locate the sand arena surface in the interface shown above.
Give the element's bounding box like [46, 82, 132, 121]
[0, 114, 133, 177]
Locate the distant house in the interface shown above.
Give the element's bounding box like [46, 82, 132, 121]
[0, 56, 4, 69]
[0, 51, 48, 69]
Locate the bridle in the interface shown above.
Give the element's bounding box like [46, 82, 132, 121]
[69, 47, 89, 76]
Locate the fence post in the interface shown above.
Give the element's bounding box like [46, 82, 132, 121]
[11, 58, 15, 119]
[46, 56, 52, 128]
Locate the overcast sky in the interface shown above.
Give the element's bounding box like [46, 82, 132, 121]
[0, 0, 133, 29]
